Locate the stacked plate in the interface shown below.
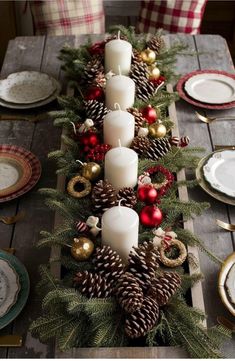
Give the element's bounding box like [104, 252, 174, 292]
[0, 71, 61, 109]
[196, 149, 235, 206]
[177, 70, 235, 110]
[0, 144, 41, 203]
[0, 251, 29, 329]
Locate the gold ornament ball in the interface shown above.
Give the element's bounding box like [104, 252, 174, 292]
[149, 123, 167, 138]
[141, 48, 156, 65]
[82, 162, 101, 181]
[148, 66, 160, 80]
[71, 237, 94, 261]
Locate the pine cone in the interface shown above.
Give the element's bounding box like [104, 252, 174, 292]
[132, 49, 143, 65]
[135, 78, 156, 102]
[148, 271, 181, 306]
[94, 72, 106, 88]
[85, 100, 109, 129]
[147, 36, 165, 54]
[127, 241, 160, 291]
[83, 56, 104, 83]
[74, 270, 112, 298]
[130, 61, 149, 83]
[127, 107, 146, 134]
[117, 187, 137, 209]
[146, 138, 171, 160]
[92, 180, 118, 213]
[131, 136, 151, 156]
[93, 245, 124, 285]
[115, 272, 144, 313]
[125, 296, 159, 338]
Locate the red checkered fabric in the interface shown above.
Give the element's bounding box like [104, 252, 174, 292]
[29, 0, 105, 35]
[138, 0, 207, 34]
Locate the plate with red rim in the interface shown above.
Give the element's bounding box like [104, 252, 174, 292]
[177, 70, 235, 110]
[0, 145, 41, 203]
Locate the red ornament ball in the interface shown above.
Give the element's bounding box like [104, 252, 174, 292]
[150, 75, 166, 86]
[80, 131, 100, 149]
[137, 185, 158, 204]
[140, 205, 163, 228]
[141, 105, 157, 125]
[85, 86, 104, 101]
[88, 41, 106, 55]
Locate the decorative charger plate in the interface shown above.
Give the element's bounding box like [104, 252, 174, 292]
[0, 78, 61, 110]
[195, 151, 235, 206]
[203, 150, 235, 198]
[0, 71, 56, 104]
[218, 252, 235, 317]
[0, 251, 30, 330]
[0, 259, 20, 317]
[177, 70, 235, 110]
[0, 145, 41, 203]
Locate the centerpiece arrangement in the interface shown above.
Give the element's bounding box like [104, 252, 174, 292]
[30, 26, 230, 357]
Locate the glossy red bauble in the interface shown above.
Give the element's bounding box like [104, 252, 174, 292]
[140, 205, 163, 227]
[137, 185, 158, 204]
[85, 86, 104, 101]
[80, 132, 100, 148]
[141, 105, 157, 124]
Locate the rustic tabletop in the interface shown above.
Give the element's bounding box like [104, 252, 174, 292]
[0, 34, 235, 358]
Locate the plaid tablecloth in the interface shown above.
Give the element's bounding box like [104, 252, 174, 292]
[30, 0, 105, 35]
[138, 0, 207, 34]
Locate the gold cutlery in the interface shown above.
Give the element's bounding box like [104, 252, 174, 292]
[0, 212, 25, 225]
[195, 111, 235, 124]
[0, 335, 22, 347]
[216, 219, 235, 232]
[217, 316, 235, 331]
[214, 145, 235, 151]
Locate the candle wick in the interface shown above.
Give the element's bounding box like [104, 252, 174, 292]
[118, 198, 125, 215]
[118, 65, 122, 76]
[118, 139, 122, 148]
[118, 30, 120, 40]
[114, 103, 121, 111]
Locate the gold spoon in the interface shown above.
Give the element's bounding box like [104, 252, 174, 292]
[195, 111, 235, 124]
[216, 219, 235, 232]
[0, 212, 25, 225]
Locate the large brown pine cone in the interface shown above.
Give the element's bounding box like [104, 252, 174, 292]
[125, 296, 159, 338]
[92, 245, 124, 285]
[146, 138, 171, 160]
[135, 77, 156, 102]
[131, 136, 151, 156]
[127, 241, 160, 291]
[85, 100, 109, 129]
[127, 107, 146, 135]
[117, 187, 137, 209]
[92, 180, 117, 214]
[115, 272, 144, 313]
[130, 61, 149, 83]
[148, 271, 181, 306]
[74, 270, 112, 298]
[147, 36, 165, 54]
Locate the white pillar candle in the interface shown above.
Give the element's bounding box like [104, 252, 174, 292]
[105, 146, 138, 190]
[102, 205, 139, 262]
[103, 105, 135, 148]
[105, 75, 135, 110]
[105, 37, 132, 75]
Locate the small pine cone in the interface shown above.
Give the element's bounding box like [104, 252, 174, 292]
[127, 241, 160, 291]
[115, 272, 144, 313]
[75, 220, 89, 233]
[125, 296, 159, 338]
[117, 187, 137, 209]
[146, 138, 171, 160]
[147, 36, 165, 54]
[92, 180, 118, 214]
[131, 136, 151, 156]
[135, 78, 156, 102]
[83, 56, 104, 83]
[130, 61, 149, 83]
[85, 100, 109, 129]
[93, 245, 124, 285]
[132, 49, 143, 65]
[127, 107, 146, 134]
[74, 271, 112, 298]
[148, 272, 181, 306]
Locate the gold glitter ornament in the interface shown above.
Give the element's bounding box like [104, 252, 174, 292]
[71, 237, 94, 261]
[140, 48, 156, 65]
[149, 123, 167, 138]
[82, 162, 101, 181]
[148, 65, 160, 80]
[67, 175, 91, 198]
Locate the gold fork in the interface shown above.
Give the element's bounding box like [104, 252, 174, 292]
[195, 111, 235, 124]
[0, 212, 25, 225]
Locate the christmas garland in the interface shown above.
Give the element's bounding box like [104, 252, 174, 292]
[30, 26, 230, 357]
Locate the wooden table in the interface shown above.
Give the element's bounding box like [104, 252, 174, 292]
[0, 34, 235, 358]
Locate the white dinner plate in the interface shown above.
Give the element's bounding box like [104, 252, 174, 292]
[0, 78, 61, 109]
[0, 259, 20, 317]
[0, 71, 56, 104]
[203, 150, 235, 197]
[184, 73, 235, 104]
